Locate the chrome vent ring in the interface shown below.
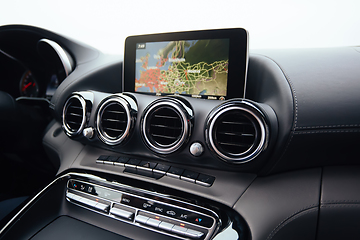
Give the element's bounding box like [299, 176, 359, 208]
[96, 95, 137, 146]
[206, 100, 268, 164]
[141, 98, 193, 155]
[62, 95, 87, 137]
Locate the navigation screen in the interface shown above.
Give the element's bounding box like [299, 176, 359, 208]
[134, 39, 229, 99]
[124, 28, 248, 100]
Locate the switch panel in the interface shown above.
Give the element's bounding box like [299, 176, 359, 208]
[66, 179, 219, 240]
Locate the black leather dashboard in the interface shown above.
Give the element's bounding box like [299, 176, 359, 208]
[1, 25, 360, 240]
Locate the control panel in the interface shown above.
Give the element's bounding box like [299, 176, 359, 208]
[66, 179, 219, 240]
[96, 155, 216, 187]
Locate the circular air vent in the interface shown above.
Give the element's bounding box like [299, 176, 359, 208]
[62, 95, 86, 137]
[141, 98, 193, 154]
[205, 100, 268, 164]
[96, 95, 137, 146]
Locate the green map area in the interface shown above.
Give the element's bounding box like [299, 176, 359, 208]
[135, 39, 229, 97]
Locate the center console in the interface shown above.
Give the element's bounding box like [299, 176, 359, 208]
[0, 171, 245, 240]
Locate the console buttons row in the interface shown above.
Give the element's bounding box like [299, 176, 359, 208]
[119, 194, 214, 228]
[96, 156, 215, 187]
[66, 192, 110, 213]
[135, 215, 204, 239]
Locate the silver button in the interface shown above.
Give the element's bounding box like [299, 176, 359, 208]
[70, 194, 83, 202]
[172, 225, 188, 235]
[83, 127, 94, 139]
[135, 215, 149, 224]
[79, 198, 97, 207]
[185, 228, 204, 238]
[158, 221, 174, 232]
[146, 218, 161, 228]
[110, 208, 134, 220]
[94, 202, 109, 212]
[189, 142, 204, 157]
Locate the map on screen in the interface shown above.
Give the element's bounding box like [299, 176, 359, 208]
[135, 39, 229, 97]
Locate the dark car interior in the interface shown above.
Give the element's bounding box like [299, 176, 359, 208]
[0, 25, 360, 240]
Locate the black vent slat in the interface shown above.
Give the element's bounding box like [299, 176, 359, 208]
[150, 124, 182, 130]
[68, 113, 83, 117]
[106, 110, 125, 114]
[103, 118, 127, 123]
[103, 127, 124, 132]
[218, 131, 255, 137]
[221, 121, 253, 126]
[69, 105, 82, 110]
[151, 134, 178, 140]
[66, 121, 82, 126]
[218, 142, 252, 148]
[154, 115, 179, 120]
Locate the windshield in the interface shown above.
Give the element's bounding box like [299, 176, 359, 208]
[2, 0, 360, 54]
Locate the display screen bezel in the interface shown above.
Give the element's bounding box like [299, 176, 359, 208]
[123, 28, 248, 100]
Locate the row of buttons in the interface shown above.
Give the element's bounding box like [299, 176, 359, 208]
[96, 155, 215, 187]
[68, 180, 214, 228]
[120, 194, 213, 228]
[67, 190, 207, 239]
[66, 192, 110, 212]
[135, 215, 204, 239]
[66, 180, 215, 239]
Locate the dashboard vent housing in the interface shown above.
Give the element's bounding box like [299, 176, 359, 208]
[96, 95, 137, 145]
[205, 100, 268, 164]
[141, 98, 193, 154]
[62, 95, 87, 137]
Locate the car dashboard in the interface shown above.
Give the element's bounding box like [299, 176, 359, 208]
[1, 25, 360, 240]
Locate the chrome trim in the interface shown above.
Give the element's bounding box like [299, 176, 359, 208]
[141, 98, 192, 154]
[62, 94, 87, 137]
[38, 39, 73, 76]
[205, 100, 268, 164]
[242, 29, 249, 99]
[96, 95, 137, 146]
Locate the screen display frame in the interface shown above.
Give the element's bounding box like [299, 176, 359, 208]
[123, 28, 248, 100]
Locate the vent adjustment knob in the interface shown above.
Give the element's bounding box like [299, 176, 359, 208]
[83, 127, 95, 139]
[190, 142, 204, 157]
